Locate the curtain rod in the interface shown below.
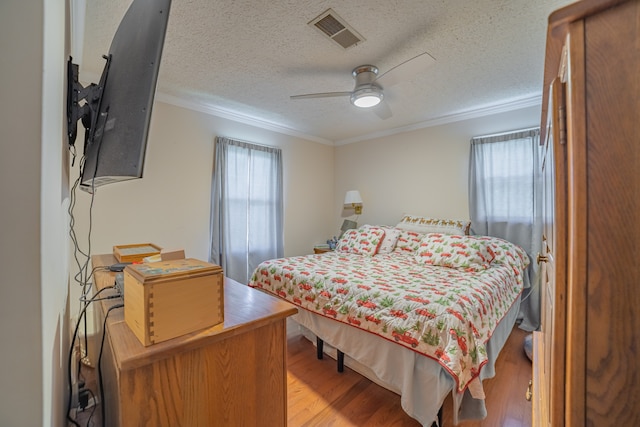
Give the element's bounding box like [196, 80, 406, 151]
[472, 126, 539, 140]
[216, 136, 276, 150]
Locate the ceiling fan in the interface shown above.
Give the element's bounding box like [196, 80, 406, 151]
[290, 52, 435, 119]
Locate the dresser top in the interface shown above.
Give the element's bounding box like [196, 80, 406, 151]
[91, 254, 297, 371]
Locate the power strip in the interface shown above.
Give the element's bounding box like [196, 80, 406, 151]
[69, 395, 99, 421]
[80, 394, 98, 410]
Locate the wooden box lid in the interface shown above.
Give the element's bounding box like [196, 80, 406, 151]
[113, 243, 162, 263]
[125, 258, 223, 285]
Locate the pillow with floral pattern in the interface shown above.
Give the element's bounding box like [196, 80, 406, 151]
[336, 226, 385, 256]
[415, 233, 496, 271]
[393, 230, 425, 254]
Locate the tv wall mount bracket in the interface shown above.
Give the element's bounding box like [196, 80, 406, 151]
[66, 55, 111, 153]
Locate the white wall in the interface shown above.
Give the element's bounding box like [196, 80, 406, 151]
[42, 1, 71, 424]
[69, 101, 335, 293]
[0, 2, 543, 425]
[334, 105, 541, 228]
[69, 101, 541, 297]
[0, 1, 69, 426]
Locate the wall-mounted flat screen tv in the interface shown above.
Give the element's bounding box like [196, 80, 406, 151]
[67, 0, 171, 192]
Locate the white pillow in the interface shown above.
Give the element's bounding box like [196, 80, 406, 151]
[396, 214, 471, 235]
[377, 226, 401, 254]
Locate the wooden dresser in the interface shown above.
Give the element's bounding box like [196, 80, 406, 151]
[91, 254, 297, 427]
[533, 0, 640, 425]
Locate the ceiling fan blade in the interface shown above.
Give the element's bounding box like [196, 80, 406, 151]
[373, 100, 392, 120]
[290, 91, 352, 100]
[376, 52, 436, 88]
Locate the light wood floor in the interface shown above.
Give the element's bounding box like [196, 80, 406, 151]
[73, 325, 532, 427]
[286, 325, 533, 427]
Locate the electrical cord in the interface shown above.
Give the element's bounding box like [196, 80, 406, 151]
[69, 172, 91, 394]
[518, 257, 542, 305]
[84, 388, 97, 427]
[80, 294, 122, 303]
[68, 167, 91, 289]
[66, 286, 114, 427]
[98, 303, 124, 425]
[68, 162, 102, 297]
[76, 267, 111, 304]
[67, 115, 105, 426]
[519, 280, 540, 304]
[67, 161, 104, 418]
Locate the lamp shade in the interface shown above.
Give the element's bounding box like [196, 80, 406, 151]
[344, 190, 363, 205]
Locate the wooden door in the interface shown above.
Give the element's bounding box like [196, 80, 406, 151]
[534, 76, 567, 427]
[580, 1, 640, 423]
[539, 1, 640, 424]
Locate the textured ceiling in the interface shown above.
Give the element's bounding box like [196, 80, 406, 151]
[78, 0, 573, 144]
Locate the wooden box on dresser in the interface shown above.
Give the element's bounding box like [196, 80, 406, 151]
[533, 0, 640, 426]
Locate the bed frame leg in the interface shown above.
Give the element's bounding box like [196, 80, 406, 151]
[316, 337, 345, 373]
[430, 406, 443, 427]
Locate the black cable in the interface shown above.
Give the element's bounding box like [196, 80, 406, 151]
[77, 267, 111, 304]
[98, 303, 124, 426]
[68, 127, 110, 425]
[66, 286, 114, 427]
[68, 161, 104, 413]
[68, 162, 102, 297]
[78, 164, 99, 371]
[67, 112, 105, 426]
[75, 266, 110, 391]
[68, 168, 91, 288]
[67, 172, 85, 427]
[84, 387, 97, 427]
[80, 294, 122, 303]
[69, 173, 91, 380]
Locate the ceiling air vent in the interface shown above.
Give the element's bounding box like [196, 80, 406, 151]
[309, 8, 365, 49]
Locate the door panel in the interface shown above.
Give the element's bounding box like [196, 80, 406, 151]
[534, 76, 567, 427]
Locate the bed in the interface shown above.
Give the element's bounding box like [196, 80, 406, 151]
[248, 216, 530, 426]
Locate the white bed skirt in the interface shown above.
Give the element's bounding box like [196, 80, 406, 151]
[291, 299, 521, 426]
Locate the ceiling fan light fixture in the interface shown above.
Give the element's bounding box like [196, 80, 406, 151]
[351, 86, 383, 108]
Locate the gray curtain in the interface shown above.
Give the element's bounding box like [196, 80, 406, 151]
[469, 128, 542, 331]
[210, 137, 284, 284]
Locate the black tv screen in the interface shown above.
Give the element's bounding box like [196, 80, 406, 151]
[80, 0, 171, 191]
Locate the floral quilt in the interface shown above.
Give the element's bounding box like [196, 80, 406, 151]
[249, 235, 529, 393]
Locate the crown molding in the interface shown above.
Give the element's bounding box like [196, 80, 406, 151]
[334, 95, 543, 145]
[70, 73, 541, 147]
[158, 92, 542, 147]
[155, 93, 334, 146]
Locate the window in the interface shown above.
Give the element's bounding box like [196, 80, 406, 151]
[471, 138, 539, 223]
[468, 128, 542, 330]
[210, 137, 283, 284]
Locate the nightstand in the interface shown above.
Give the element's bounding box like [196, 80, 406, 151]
[313, 247, 333, 254]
